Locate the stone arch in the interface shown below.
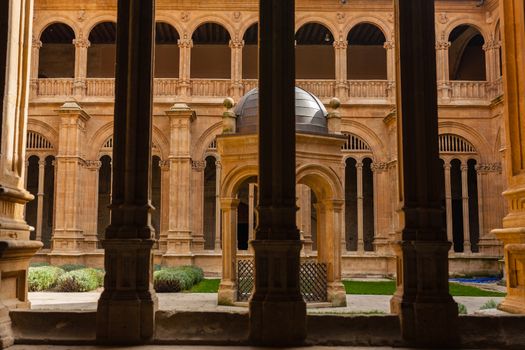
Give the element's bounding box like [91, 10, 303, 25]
[296, 163, 343, 201]
[341, 120, 385, 160]
[438, 121, 492, 162]
[27, 120, 59, 149]
[239, 19, 259, 40]
[152, 15, 184, 39]
[295, 17, 338, 39]
[343, 17, 392, 42]
[36, 19, 78, 41]
[83, 15, 118, 37]
[443, 19, 488, 44]
[221, 163, 258, 198]
[194, 122, 223, 161]
[187, 16, 235, 41]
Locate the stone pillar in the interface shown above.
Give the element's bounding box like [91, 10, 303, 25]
[321, 199, 346, 307]
[230, 38, 244, 100]
[30, 37, 41, 96]
[371, 162, 390, 253]
[217, 197, 239, 305]
[477, 163, 503, 254]
[83, 160, 101, 251]
[384, 40, 396, 101]
[436, 40, 451, 101]
[73, 36, 90, 97]
[248, 182, 255, 253]
[461, 164, 471, 253]
[35, 159, 45, 242]
[297, 184, 312, 253]
[390, 0, 458, 346]
[484, 39, 502, 96]
[444, 161, 453, 245]
[178, 37, 192, 97]
[51, 101, 90, 254]
[492, 0, 525, 314]
[0, 0, 43, 347]
[214, 160, 222, 251]
[96, 0, 158, 343]
[165, 103, 197, 255]
[333, 39, 348, 99]
[356, 161, 364, 252]
[249, 0, 307, 346]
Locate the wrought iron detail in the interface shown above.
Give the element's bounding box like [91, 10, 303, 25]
[237, 259, 254, 302]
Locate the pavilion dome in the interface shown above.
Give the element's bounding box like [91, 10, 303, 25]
[234, 87, 328, 134]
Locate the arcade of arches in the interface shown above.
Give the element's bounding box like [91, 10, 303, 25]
[1, 0, 525, 348]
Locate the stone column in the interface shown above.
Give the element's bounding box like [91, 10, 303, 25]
[51, 101, 90, 254]
[492, 0, 525, 316]
[96, 0, 157, 343]
[436, 40, 451, 101]
[214, 160, 222, 251]
[73, 36, 90, 97]
[371, 162, 390, 253]
[321, 199, 346, 307]
[249, 0, 307, 345]
[297, 184, 312, 253]
[178, 37, 192, 97]
[83, 160, 101, 251]
[384, 41, 396, 101]
[478, 163, 503, 255]
[165, 103, 197, 256]
[484, 39, 502, 96]
[333, 39, 348, 100]
[230, 38, 244, 100]
[461, 163, 471, 253]
[35, 159, 46, 242]
[30, 37, 41, 96]
[158, 160, 170, 253]
[0, 0, 43, 346]
[248, 182, 255, 253]
[444, 161, 453, 245]
[217, 197, 239, 305]
[356, 161, 364, 252]
[390, 0, 458, 346]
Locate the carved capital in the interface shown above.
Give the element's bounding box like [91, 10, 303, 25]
[159, 160, 170, 171]
[73, 38, 91, 49]
[383, 41, 394, 50]
[436, 41, 451, 50]
[229, 39, 244, 49]
[333, 40, 348, 50]
[192, 160, 206, 172]
[476, 162, 502, 174]
[84, 160, 102, 170]
[178, 38, 193, 49]
[371, 162, 388, 173]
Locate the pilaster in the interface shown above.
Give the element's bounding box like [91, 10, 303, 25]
[333, 39, 348, 100]
[217, 197, 239, 305]
[436, 39, 451, 101]
[83, 160, 101, 252]
[51, 101, 90, 254]
[384, 40, 396, 102]
[230, 38, 244, 100]
[30, 36, 41, 96]
[73, 36, 90, 97]
[178, 37, 192, 97]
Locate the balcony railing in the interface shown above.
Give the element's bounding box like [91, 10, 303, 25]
[32, 78, 502, 104]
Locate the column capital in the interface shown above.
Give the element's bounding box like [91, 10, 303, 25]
[38, 159, 46, 167]
[443, 162, 451, 170]
[178, 38, 193, 49]
[435, 41, 451, 50]
[371, 162, 388, 173]
[355, 162, 364, 169]
[215, 160, 222, 169]
[483, 39, 501, 51]
[191, 160, 206, 172]
[32, 38, 42, 49]
[475, 162, 502, 174]
[333, 39, 348, 49]
[84, 160, 102, 170]
[383, 41, 395, 50]
[73, 37, 91, 49]
[460, 164, 469, 172]
[159, 160, 170, 171]
[229, 39, 244, 49]
[220, 197, 240, 209]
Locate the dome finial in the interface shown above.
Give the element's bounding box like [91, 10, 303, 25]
[222, 97, 236, 134]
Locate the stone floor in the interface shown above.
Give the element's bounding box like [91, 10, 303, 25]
[28, 292, 507, 315]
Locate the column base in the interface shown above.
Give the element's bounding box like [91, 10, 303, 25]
[327, 281, 347, 307]
[249, 299, 306, 346]
[0, 304, 13, 349]
[217, 280, 237, 306]
[498, 295, 525, 314]
[97, 291, 158, 344]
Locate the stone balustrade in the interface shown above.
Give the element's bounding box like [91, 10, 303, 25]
[32, 77, 503, 104]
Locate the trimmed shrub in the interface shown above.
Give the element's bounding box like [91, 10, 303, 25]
[28, 266, 65, 291]
[59, 264, 86, 272]
[480, 299, 498, 310]
[458, 303, 468, 315]
[30, 262, 50, 268]
[56, 268, 104, 292]
[153, 265, 204, 293]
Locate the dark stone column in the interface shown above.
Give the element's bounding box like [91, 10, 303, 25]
[96, 0, 157, 344]
[249, 0, 306, 346]
[390, 0, 459, 347]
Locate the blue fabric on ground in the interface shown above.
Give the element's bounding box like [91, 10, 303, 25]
[449, 277, 500, 284]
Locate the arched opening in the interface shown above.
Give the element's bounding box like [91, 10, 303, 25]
[242, 23, 258, 79]
[39, 23, 75, 78]
[362, 157, 375, 251]
[97, 155, 112, 245]
[295, 23, 335, 79]
[87, 22, 116, 78]
[347, 23, 387, 80]
[151, 156, 162, 240]
[448, 25, 486, 81]
[236, 176, 257, 251]
[450, 158, 464, 252]
[25, 155, 40, 241]
[467, 159, 480, 252]
[42, 155, 55, 249]
[191, 23, 231, 79]
[203, 156, 217, 250]
[155, 22, 180, 78]
[345, 157, 358, 251]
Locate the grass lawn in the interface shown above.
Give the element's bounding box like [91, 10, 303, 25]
[188, 278, 220, 293]
[186, 279, 506, 297]
[343, 280, 506, 297]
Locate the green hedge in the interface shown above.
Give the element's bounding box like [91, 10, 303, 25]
[56, 268, 104, 292]
[59, 264, 86, 272]
[28, 266, 65, 291]
[154, 266, 204, 293]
